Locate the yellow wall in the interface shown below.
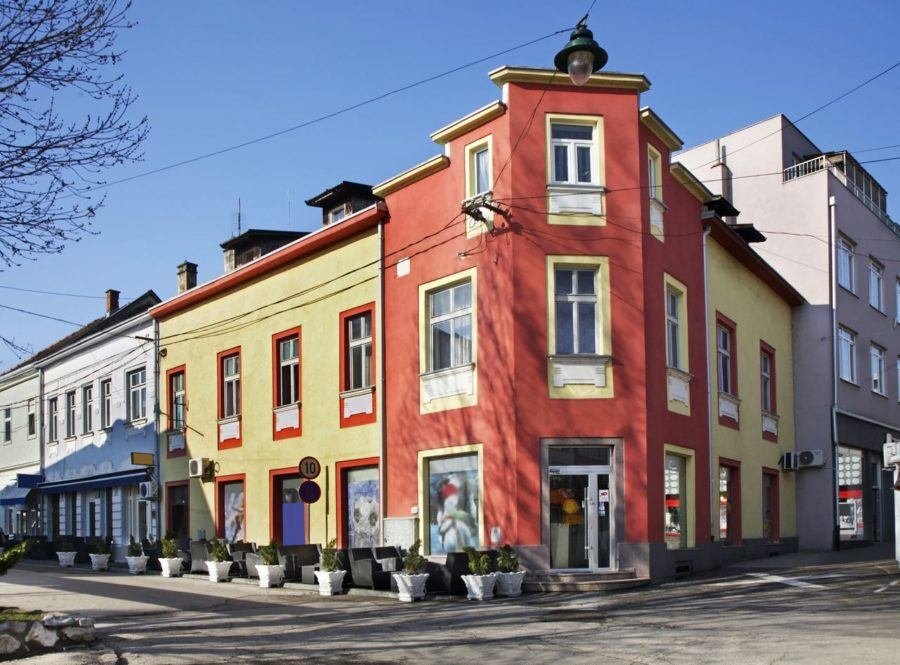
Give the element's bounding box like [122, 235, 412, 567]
[158, 229, 380, 545]
[707, 239, 796, 541]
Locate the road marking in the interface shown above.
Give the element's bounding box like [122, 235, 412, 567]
[746, 573, 826, 589]
[874, 580, 898, 594]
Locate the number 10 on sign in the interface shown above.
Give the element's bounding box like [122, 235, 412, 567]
[299, 456, 321, 480]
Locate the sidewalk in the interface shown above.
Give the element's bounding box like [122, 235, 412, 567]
[725, 543, 897, 571]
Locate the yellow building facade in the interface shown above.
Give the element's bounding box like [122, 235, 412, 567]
[152, 204, 386, 550]
[705, 218, 803, 556]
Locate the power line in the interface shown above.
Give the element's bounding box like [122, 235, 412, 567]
[0, 285, 126, 300]
[0, 304, 84, 327]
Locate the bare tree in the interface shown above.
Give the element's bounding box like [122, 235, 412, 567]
[0, 0, 148, 267]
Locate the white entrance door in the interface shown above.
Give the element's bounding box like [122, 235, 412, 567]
[549, 464, 612, 570]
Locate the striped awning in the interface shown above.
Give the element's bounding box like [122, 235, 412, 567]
[37, 469, 149, 495]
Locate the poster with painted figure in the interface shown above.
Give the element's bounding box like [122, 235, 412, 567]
[222, 481, 245, 542]
[428, 454, 479, 554]
[347, 467, 379, 548]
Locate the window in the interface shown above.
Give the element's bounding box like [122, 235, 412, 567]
[470, 144, 491, 197]
[551, 123, 595, 185]
[838, 326, 856, 383]
[665, 286, 681, 369]
[868, 260, 884, 311]
[429, 281, 472, 371]
[340, 464, 380, 548]
[26, 399, 35, 438]
[760, 347, 775, 412]
[554, 268, 598, 355]
[896, 280, 900, 324]
[718, 463, 741, 546]
[170, 371, 186, 430]
[425, 452, 480, 555]
[328, 204, 347, 224]
[221, 354, 240, 418]
[648, 145, 662, 201]
[762, 469, 780, 542]
[837, 236, 855, 291]
[126, 368, 147, 421]
[664, 453, 688, 550]
[716, 321, 736, 395]
[2, 407, 10, 443]
[100, 379, 112, 429]
[65, 391, 76, 438]
[48, 397, 58, 441]
[546, 115, 604, 221]
[897, 358, 900, 401]
[216, 476, 245, 543]
[347, 313, 372, 390]
[870, 344, 886, 395]
[276, 335, 300, 406]
[81, 385, 93, 434]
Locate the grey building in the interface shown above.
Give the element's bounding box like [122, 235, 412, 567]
[0, 363, 42, 537]
[679, 115, 899, 550]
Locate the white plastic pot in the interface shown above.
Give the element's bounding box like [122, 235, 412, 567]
[126, 555, 149, 574]
[461, 573, 497, 601]
[56, 551, 76, 568]
[495, 570, 526, 597]
[314, 569, 346, 596]
[257, 564, 285, 588]
[88, 553, 111, 571]
[393, 572, 429, 602]
[159, 557, 184, 578]
[206, 560, 233, 583]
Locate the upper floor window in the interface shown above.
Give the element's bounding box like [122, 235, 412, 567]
[648, 145, 663, 202]
[170, 370, 186, 430]
[347, 313, 373, 390]
[100, 378, 112, 428]
[221, 353, 241, 418]
[716, 321, 736, 395]
[127, 367, 147, 421]
[665, 286, 681, 369]
[429, 281, 472, 372]
[551, 123, 595, 185]
[837, 236, 855, 291]
[760, 347, 775, 413]
[896, 280, 900, 324]
[837, 326, 856, 383]
[2, 407, 10, 443]
[471, 145, 491, 197]
[868, 260, 884, 311]
[870, 344, 886, 395]
[26, 399, 35, 438]
[276, 335, 300, 406]
[554, 268, 598, 355]
[329, 204, 347, 224]
[81, 384, 93, 434]
[47, 397, 58, 441]
[65, 391, 76, 438]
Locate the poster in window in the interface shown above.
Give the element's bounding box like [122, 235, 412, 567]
[428, 454, 479, 554]
[346, 467, 379, 548]
[222, 481, 245, 542]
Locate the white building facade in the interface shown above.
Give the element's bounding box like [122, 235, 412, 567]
[0, 364, 42, 537]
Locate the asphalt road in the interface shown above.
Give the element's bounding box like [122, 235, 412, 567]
[2, 549, 899, 664]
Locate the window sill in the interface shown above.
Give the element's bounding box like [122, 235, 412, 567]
[546, 183, 604, 216]
[272, 403, 300, 435]
[421, 363, 475, 403]
[127, 418, 148, 428]
[666, 367, 691, 407]
[871, 390, 888, 399]
[869, 304, 886, 316]
[81, 431, 93, 438]
[340, 386, 375, 419]
[838, 284, 858, 298]
[63, 436, 77, 443]
[340, 386, 374, 400]
[839, 377, 860, 388]
[549, 354, 611, 388]
[718, 392, 740, 423]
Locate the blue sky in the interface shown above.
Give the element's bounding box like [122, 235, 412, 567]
[1, 0, 899, 369]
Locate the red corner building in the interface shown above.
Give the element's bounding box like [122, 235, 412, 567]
[375, 67, 710, 581]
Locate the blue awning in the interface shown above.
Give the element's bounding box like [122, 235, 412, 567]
[38, 469, 149, 495]
[0, 485, 33, 506]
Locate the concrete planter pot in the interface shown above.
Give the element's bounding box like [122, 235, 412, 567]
[392, 572, 429, 602]
[257, 564, 285, 588]
[125, 555, 149, 575]
[462, 573, 497, 601]
[314, 569, 346, 596]
[495, 570, 526, 597]
[159, 557, 184, 578]
[206, 560, 232, 583]
[88, 553, 111, 571]
[56, 551, 76, 568]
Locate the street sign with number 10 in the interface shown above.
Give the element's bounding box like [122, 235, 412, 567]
[298, 456, 321, 480]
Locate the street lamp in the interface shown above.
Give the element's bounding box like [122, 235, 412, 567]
[554, 19, 608, 86]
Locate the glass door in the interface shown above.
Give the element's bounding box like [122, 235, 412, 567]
[549, 467, 612, 570]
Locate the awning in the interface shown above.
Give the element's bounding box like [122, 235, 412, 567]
[38, 469, 149, 495]
[0, 485, 33, 506]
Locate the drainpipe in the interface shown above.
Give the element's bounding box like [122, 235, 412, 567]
[377, 220, 387, 546]
[153, 318, 161, 541]
[701, 225, 715, 545]
[37, 366, 45, 538]
[828, 195, 839, 550]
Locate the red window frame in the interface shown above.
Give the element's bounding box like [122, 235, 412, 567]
[335, 457, 379, 548]
[716, 312, 739, 429]
[165, 479, 190, 539]
[339, 303, 376, 428]
[268, 466, 308, 544]
[718, 458, 742, 546]
[216, 347, 242, 449]
[215, 473, 246, 540]
[271, 327, 302, 440]
[760, 341, 778, 442]
[762, 467, 780, 543]
[166, 365, 187, 458]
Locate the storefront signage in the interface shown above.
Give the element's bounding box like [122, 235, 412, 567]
[598, 489, 610, 503]
[299, 480, 321, 504]
[131, 452, 155, 466]
[298, 456, 321, 480]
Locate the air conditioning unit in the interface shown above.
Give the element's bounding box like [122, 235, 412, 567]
[138, 481, 158, 499]
[796, 449, 825, 469]
[188, 457, 209, 478]
[780, 452, 798, 471]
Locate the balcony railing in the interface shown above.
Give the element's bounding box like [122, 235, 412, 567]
[783, 156, 827, 182]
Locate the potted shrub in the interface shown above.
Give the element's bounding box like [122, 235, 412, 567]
[392, 539, 429, 602]
[256, 540, 284, 589]
[461, 547, 496, 601]
[55, 536, 77, 568]
[205, 538, 233, 583]
[125, 536, 149, 574]
[495, 544, 526, 597]
[159, 536, 184, 578]
[314, 539, 345, 596]
[88, 539, 111, 571]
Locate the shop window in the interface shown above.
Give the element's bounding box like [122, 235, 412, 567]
[341, 464, 379, 548]
[838, 447, 864, 541]
[718, 462, 741, 546]
[216, 476, 245, 543]
[425, 453, 480, 555]
[762, 469, 780, 542]
[166, 481, 189, 541]
[664, 453, 689, 550]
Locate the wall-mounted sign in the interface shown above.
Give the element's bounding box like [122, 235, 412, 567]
[299, 480, 321, 504]
[598, 489, 610, 503]
[131, 452, 155, 466]
[298, 456, 321, 480]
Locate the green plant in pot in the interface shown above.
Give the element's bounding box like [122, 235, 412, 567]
[205, 538, 232, 583]
[125, 536, 149, 574]
[255, 539, 284, 588]
[314, 539, 346, 596]
[393, 539, 429, 602]
[495, 544, 526, 597]
[88, 538, 111, 571]
[159, 536, 184, 578]
[461, 546, 496, 601]
[55, 536, 76, 568]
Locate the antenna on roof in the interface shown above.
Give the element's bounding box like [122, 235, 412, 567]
[237, 198, 242, 236]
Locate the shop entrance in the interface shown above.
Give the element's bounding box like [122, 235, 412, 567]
[548, 445, 612, 570]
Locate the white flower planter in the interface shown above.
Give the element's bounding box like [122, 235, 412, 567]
[125, 555, 149, 575]
[314, 569, 346, 596]
[257, 564, 285, 588]
[159, 557, 184, 578]
[462, 573, 497, 601]
[393, 572, 429, 602]
[495, 570, 526, 597]
[206, 560, 233, 583]
[88, 553, 111, 571]
[56, 551, 76, 568]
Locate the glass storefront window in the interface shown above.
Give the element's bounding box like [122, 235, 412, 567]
[345, 466, 379, 548]
[664, 454, 687, 549]
[549, 446, 610, 466]
[220, 480, 245, 542]
[427, 454, 479, 554]
[838, 446, 864, 541]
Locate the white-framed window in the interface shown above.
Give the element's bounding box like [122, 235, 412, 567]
[896, 280, 900, 324]
[328, 204, 347, 224]
[48, 397, 58, 441]
[870, 344, 886, 395]
[837, 236, 855, 291]
[26, 398, 35, 438]
[760, 349, 774, 412]
[2, 407, 10, 443]
[868, 260, 884, 311]
[717, 324, 734, 395]
[648, 145, 662, 201]
[221, 354, 240, 418]
[347, 312, 373, 390]
[471, 145, 491, 197]
[554, 267, 598, 355]
[665, 286, 681, 369]
[65, 391, 76, 438]
[170, 370, 186, 430]
[100, 378, 112, 429]
[428, 281, 472, 372]
[81, 384, 93, 434]
[551, 123, 596, 185]
[896, 358, 900, 401]
[838, 326, 856, 383]
[276, 336, 299, 406]
[127, 367, 147, 421]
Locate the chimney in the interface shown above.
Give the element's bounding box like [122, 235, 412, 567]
[105, 289, 120, 315]
[177, 261, 198, 294]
